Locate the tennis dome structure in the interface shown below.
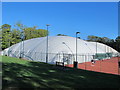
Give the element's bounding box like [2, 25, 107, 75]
[2, 36, 118, 64]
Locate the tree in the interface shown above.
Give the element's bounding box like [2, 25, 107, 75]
[87, 35, 98, 41]
[24, 27, 48, 40]
[57, 34, 67, 36]
[2, 24, 11, 30]
[11, 29, 21, 44]
[87, 35, 111, 43]
[87, 35, 120, 52]
[1, 23, 49, 50]
[1, 24, 12, 50]
[37, 29, 48, 37]
[115, 36, 120, 52]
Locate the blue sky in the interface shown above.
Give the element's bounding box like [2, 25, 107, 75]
[2, 2, 118, 39]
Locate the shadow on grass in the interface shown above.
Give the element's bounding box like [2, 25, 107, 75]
[2, 61, 120, 89]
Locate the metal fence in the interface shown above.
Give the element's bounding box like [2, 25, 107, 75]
[2, 50, 120, 75]
[3, 50, 119, 63]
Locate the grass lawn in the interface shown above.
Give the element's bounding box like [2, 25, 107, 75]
[1, 56, 120, 89]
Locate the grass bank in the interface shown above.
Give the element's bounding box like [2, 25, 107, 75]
[1, 56, 120, 89]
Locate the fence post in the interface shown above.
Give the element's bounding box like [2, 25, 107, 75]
[85, 55, 86, 70]
[35, 52, 36, 60]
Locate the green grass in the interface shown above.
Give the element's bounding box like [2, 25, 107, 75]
[1, 56, 120, 89]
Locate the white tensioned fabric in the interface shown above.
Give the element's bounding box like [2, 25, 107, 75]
[2, 36, 118, 64]
[87, 42, 117, 53]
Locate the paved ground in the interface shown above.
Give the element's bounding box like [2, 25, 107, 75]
[66, 57, 120, 75]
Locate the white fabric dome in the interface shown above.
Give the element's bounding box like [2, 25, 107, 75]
[2, 36, 118, 64]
